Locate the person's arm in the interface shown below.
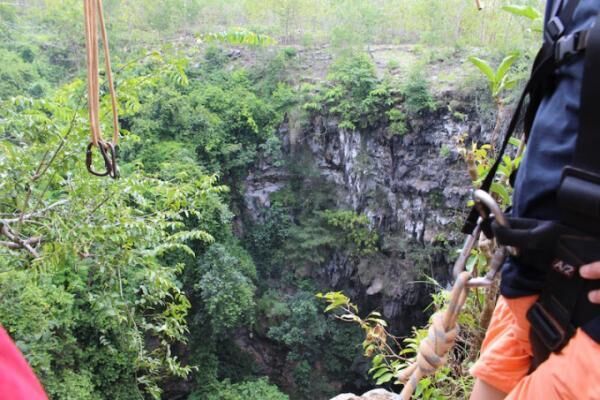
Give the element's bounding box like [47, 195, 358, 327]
[470, 379, 507, 400]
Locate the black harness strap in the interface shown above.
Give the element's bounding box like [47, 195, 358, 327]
[558, 14, 600, 234]
[573, 17, 600, 172]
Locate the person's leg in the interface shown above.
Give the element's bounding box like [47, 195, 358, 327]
[505, 329, 600, 400]
[470, 379, 507, 400]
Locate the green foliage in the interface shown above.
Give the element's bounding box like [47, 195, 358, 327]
[197, 378, 289, 400]
[303, 55, 436, 136]
[468, 54, 518, 99]
[319, 285, 476, 399]
[0, 44, 279, 399]
[403, 66, 436, 116]
[268, 292, 328, 354]
[303, 54, 400, 132]
[200, 30, 277, 46]
[0, 76, 229, 397]
[0, 48, 44, 99]
[387, 108, 408, 137]
[502, 4, 543, 33]
[193, 243, 257, 334]
[322, 210, 379, 256]
[244, 204, 293, 280]
[127, 51, 284, 180]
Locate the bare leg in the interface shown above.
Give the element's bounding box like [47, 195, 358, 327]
[470, 379, 507, 400]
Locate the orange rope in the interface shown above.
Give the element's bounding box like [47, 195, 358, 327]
[84, 0, 119, 148]
[396, 272, 472, 400]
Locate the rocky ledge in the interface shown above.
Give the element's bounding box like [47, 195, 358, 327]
[330, 389, 401, 400]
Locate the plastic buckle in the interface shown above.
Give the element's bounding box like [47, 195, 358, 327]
[547, 16, 565, 40]
[555, 33, 578, 62]
[527, 302, 570, 352]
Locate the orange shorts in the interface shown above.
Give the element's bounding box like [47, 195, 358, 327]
[471, 295, 600, 399]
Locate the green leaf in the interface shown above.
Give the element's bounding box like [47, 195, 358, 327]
[495, 54, 518, 86]
[373, 354, 384, 366]
[468, 56, 495, 85]
[509, 137, 522, 148]
[491, 182, 510, 205]
[371, 366, 391, 379]
[466, 253, 477, 272]
[375, 372, 394, 385]
[502, 5, 543, 21]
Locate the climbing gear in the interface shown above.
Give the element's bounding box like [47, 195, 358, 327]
[462, 0, 600, 368]
[492, 216, 600, 368]
[453, 190, 509, 288]
[85, 141, 118, 178]
[396, 272, 470, 400]
[397, 191, 508, 399]
[84, 0, 120, 179]
[462, 0, 583, 234]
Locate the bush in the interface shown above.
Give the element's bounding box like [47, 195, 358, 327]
[403, 66, 436, 116]
[194, 244, 257, 335]
[197, 378, 289, 400]
[322, 210, 379, 255]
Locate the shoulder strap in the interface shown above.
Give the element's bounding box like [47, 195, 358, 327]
[546, 0, 581, 42]
[556, 14, 600, 234]
[462, 0, 582, 234]
[574, 15, 600, 172]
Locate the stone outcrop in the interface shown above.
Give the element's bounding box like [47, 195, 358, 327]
[244, 102, 482, 330]
[330, 389, 402, 400]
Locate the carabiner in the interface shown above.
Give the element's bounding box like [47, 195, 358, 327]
[453, 190, 512, 288]
[86, 141, 119, 179]
[104, 142, 120, 179]
[473, 189, 517, 256]
[452, 218, 482, 280]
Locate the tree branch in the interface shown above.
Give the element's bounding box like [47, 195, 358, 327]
[2, 200, 69, 224]
[0, 224, 40, 258]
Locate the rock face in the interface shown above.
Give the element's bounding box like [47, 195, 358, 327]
[238, 49, 490, 395]
[244, 102, 481, 331]
[330, 389, 402, 400]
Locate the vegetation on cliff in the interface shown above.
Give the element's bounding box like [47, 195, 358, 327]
[1, 1, 539, 399]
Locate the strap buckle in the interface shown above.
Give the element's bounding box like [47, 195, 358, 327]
[527, 300, 575, 353]
[547, 16, 566, 41]
[86, 141, 119, 179]
[555, 31, 588, 62]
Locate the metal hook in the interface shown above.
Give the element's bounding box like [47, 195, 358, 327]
[453, 190, 514, 288]
[473, 189, 517, 256]
[473, 190, 509, 227]
[86, 141, 119, 179]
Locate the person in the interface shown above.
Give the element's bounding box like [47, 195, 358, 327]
[0, 326, 48, 399]
[469, 1, 600, 399]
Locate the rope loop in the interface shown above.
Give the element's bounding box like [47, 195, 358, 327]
[397, 272, 471, 400]
[84, 0, 120, 179]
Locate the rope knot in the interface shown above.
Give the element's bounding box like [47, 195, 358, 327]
[396, 272, 471, 400]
